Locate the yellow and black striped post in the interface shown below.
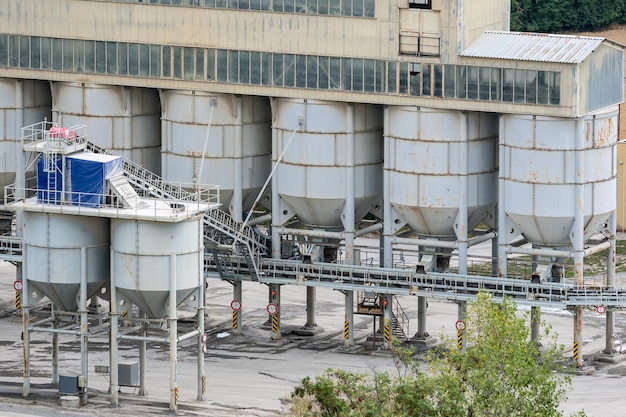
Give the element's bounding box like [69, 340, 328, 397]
[232, 311, 238, 330]
[15, 291, 21, 312]
[344, 320, 349, 339]
[272, 314, 279, 334]
[175, 386, 179, 406]
[202, 375, 206, 394]
[121, 309, 128, 319]
[573, 341, 579, 365]
[457, 331, 463, 350]
[384, 319, 391, 344]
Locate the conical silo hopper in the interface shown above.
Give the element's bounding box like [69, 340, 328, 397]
[111, 217, 204, 319]
[500, 106, 618, 247]
[386, 107, 498, 238]
[23, 212, 110, 312]
[273, 98, 383, 229]
[51, 82, 161, 174]
[161, 91, 271, 217]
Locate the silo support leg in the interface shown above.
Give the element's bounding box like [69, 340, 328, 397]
[343, 291, 355, 348]
[270, 284, 281, 341]
[233, 281, 243, 336]
[415, 296, 429, 340]
[305, 286, 316, 328]
[573, 307, 583, 368]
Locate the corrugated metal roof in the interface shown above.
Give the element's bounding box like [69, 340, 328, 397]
[460, 31, 605, 64]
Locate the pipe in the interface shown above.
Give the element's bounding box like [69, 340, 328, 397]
[497, 115, 508, 277]
[80, 247, 88, 404]
[177, 329, 201, 343]
[110, 251, 119, 406]
[169, 254, 178, 411]
[355, 223, 383, 237]
[232, 96, 243, 221]
[507, 240, 611, 258]
[119, 334, 169, 343]
[29, 327, 81, 335]
[382, 105, 393, 269]
[247, 214, 272, 226]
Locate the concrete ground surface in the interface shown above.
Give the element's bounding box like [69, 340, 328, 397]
[1, 260, 626, 416]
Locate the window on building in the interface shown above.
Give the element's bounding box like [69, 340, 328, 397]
[408, 0, 431, 9]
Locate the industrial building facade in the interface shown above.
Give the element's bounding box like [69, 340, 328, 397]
[0, 0, 625, 410]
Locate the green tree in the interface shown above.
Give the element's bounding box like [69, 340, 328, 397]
[290, 293, 583, 417]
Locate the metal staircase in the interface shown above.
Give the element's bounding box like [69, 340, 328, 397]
[86, 142, 271, 277]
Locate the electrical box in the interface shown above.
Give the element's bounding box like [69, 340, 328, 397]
[59, 375, 80, 395]
[118, 362, 139, 387]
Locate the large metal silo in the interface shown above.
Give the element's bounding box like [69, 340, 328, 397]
[0, 79, 51, 198]
[273, 98, 383, 229]
[111, 217, 203, 319]
[386, 107, 498, 238]
[500, 106, 618, 247]
[51, 82, 161, 174]
[23, 212, 110, 312]
[161, 91, 271, 218]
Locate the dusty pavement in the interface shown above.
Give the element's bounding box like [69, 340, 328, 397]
[2, 258, 626, 417]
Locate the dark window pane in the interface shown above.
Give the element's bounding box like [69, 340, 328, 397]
[217, 49, 228, 82]
[129, 43, 139, 76]
[433, 64, 442, 97]
[31, 37, 41, 69]
[549, 72, 560, 105]
[261, 0, 271, 10]
[139, 44, 150, 76]
[375, 60, 385, 93]
[118, 43, 128, 75]
[467, 66, 478, 99]
[502, 68, 514, 102]
[0, 35, 7, 67]
[20, 36, 30, 68]
[284, 0, 294, 13]
[306, 55, 317, 88]
[173, 46, 182, 78]
[8, 36, 18, 67]
[479, 67, 490, 100]
[318, 0, 328, 14]
[239, 50, 250, 83]
[261, 52, 271, 85]
[387, 61, 396, 93]
[353, 58, 363, 92]
[84, 40, 95, 73]
[537, 71, 549, 104]
[250, 50, 260, 84]
[228, 50, 238, 82]
[444, 64, 455, 97]
[455, 65, 466, 99]
[74, 40, 85, 72]
[207, 49, 215, 80]
[318, 56, 329, 89]
[184, 47, 194, 80]
[363, 0, 374, 17]
[329, 56, 341, 89]
[162, 46, 171, 77]
[95, 41, 106, 73]
[342, 58, 352, 90]
[283, 54, 295, 86]
[250, 0, 261, 9]
[364, 59, 375, 92]
[353, 0, 363, 16]
[106, 41, 117, 74]
[422, 63, 431, 95]
[196, 48, 205, 80]
[63, 39, 74, 71]
[399, 62, 408, 94]
[150, 45, 161, 77]
[513, 69, 525, 103]
[272, 53, 283, 86]
[525, 70, 537, 104]
[295, 55, 306, 87]
[273, 0, 284, 11]
[490, 67, 500, 100]
[341, 0, 351, 15]
[409, 63, 420, 96]
[51, 38, 63, 71]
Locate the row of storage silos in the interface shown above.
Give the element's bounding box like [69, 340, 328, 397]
[0, 79, 619, 317]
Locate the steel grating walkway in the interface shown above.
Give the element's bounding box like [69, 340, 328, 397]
[1, 141, 624, 310]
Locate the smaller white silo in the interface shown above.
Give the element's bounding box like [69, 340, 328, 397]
[111, 217, 204, 319]
[23, 212, 110, 312]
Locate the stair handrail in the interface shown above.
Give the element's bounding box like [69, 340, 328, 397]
[392, 296, 410, 341]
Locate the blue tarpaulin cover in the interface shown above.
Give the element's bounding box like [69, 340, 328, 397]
[36, 156, 63, 204]
[67, 153, 123, 207]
